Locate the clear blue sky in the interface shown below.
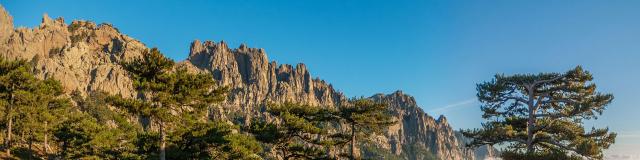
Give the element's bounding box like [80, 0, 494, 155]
[3, 0, 639, 156]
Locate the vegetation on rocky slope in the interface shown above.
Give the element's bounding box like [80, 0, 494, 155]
[0, 50, 397, 159]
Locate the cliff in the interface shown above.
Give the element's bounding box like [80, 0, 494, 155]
[0, 5, 493, 160]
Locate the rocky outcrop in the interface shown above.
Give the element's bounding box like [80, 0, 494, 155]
[0, 5, 493, 160]
[371, 91, 468, 160]
[0, 5, 12, 44]
[184, 40, 345, 122]
[456, 132, 498, 160]
[0, 10, 145, 98]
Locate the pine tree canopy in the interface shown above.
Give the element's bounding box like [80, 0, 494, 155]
[249, 102, 336, 160]
[334, 98, 395, 160]
[337, 98, 395, 134]
[463, 66, 616, 160]
[114, 48, 227, 160]
[170, 121, 262, 159]
[121, 47, 175, 93]
[0, 57, 73, 158]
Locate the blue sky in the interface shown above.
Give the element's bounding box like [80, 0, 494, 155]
[3, 0, 639, 156]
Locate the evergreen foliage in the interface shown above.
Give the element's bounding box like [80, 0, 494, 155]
[1, 53, 613, 160]
[54, 91, 140, 159]
[170, 121, 262, 159]
[335, 98, 395, 160]
[0, 57, 72, 158]
[249, 102, 338, 160]
[112, 48, 227, 160]
[463, 66, 616, 160]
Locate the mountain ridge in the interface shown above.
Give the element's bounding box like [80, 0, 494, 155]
[0, 5, 494, 160]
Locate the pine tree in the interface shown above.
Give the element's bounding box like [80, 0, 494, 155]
[114, 48, 225, 160]
[463, 66, 616, 160]
[335, 98, 395, 160]
[0, 57, 71, 157]
[117, 48, 175, 160]
[0, 58, 32, 156]
[249, 102, 336, 160]
[13, 78, 71, 158]
[54, 91, 141, 159]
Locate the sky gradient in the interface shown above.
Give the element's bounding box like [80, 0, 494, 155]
[3, 0, 639, 157]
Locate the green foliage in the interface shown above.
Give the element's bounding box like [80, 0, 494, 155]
[0, 53, 239, 159]
[134, 132, 160, 158]
[359, 142, 437, 160]
[121, 47, 174, 94]
[70, 32, 91, 44]
[170, 121, 261, 159]
[250, 100, 396, 160]
[335, 98, 395, 159]
[115, 48, 224, 125]
[67, 22, 84, 32]
[0, 57, 73, 157]
[249, 102, 336, 160]
[337, 98, 395, 134]
[500, 150, 582, 160]
[54, 112, 139, 159]
[114, 48, 227, 160]
[55, 91, 141, 159]
[463, 66, 616, 160]
[0, 53, 401, 160]
[401, 143, 437, 160]
[360, 143, 404, 160]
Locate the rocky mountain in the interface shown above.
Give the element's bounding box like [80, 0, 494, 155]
[183, 39, 345, 123]
[0, 5, 494, 160]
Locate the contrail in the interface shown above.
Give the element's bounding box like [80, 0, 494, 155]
[429, 98, 477, 114]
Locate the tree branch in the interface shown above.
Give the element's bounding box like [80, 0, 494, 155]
[533, 75, 565, 86]
[501, 96, 528, 104]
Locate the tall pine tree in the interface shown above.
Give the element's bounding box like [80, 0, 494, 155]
[13, 78, 71, 158]
[335, 98, 395, 160]
[463, 66, 616, 160]
[120, 47, 173, 160]
[0, 57, 71, 157]
[114, 48, 226, 160]
[55, 91, 141, 159]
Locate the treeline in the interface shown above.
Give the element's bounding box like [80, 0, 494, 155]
[0, 48, 395, 160]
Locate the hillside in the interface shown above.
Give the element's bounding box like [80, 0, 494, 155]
[0, 5, 493, 160]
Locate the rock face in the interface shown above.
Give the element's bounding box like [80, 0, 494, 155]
[184, 40, 345, 122]
[370, 91, 468, 160]
[0, 7, 144, 98]
[456, 132, 498, 160]
[0, 5, 494, 160]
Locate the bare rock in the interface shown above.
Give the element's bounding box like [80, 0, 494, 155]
[1, 8, 144, 98]
[0, 5, 12, 44]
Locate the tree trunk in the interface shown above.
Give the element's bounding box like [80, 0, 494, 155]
[5, 95, 12, 157]
[5, 113, 11, 156]
[526, 108, 535, 153]
[44, 121, 49, 155]
[350, 123, 356, 160]
[526, 85, 535, 153]
[159, 120, 166, 160]
[28, 136, 33, 160]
